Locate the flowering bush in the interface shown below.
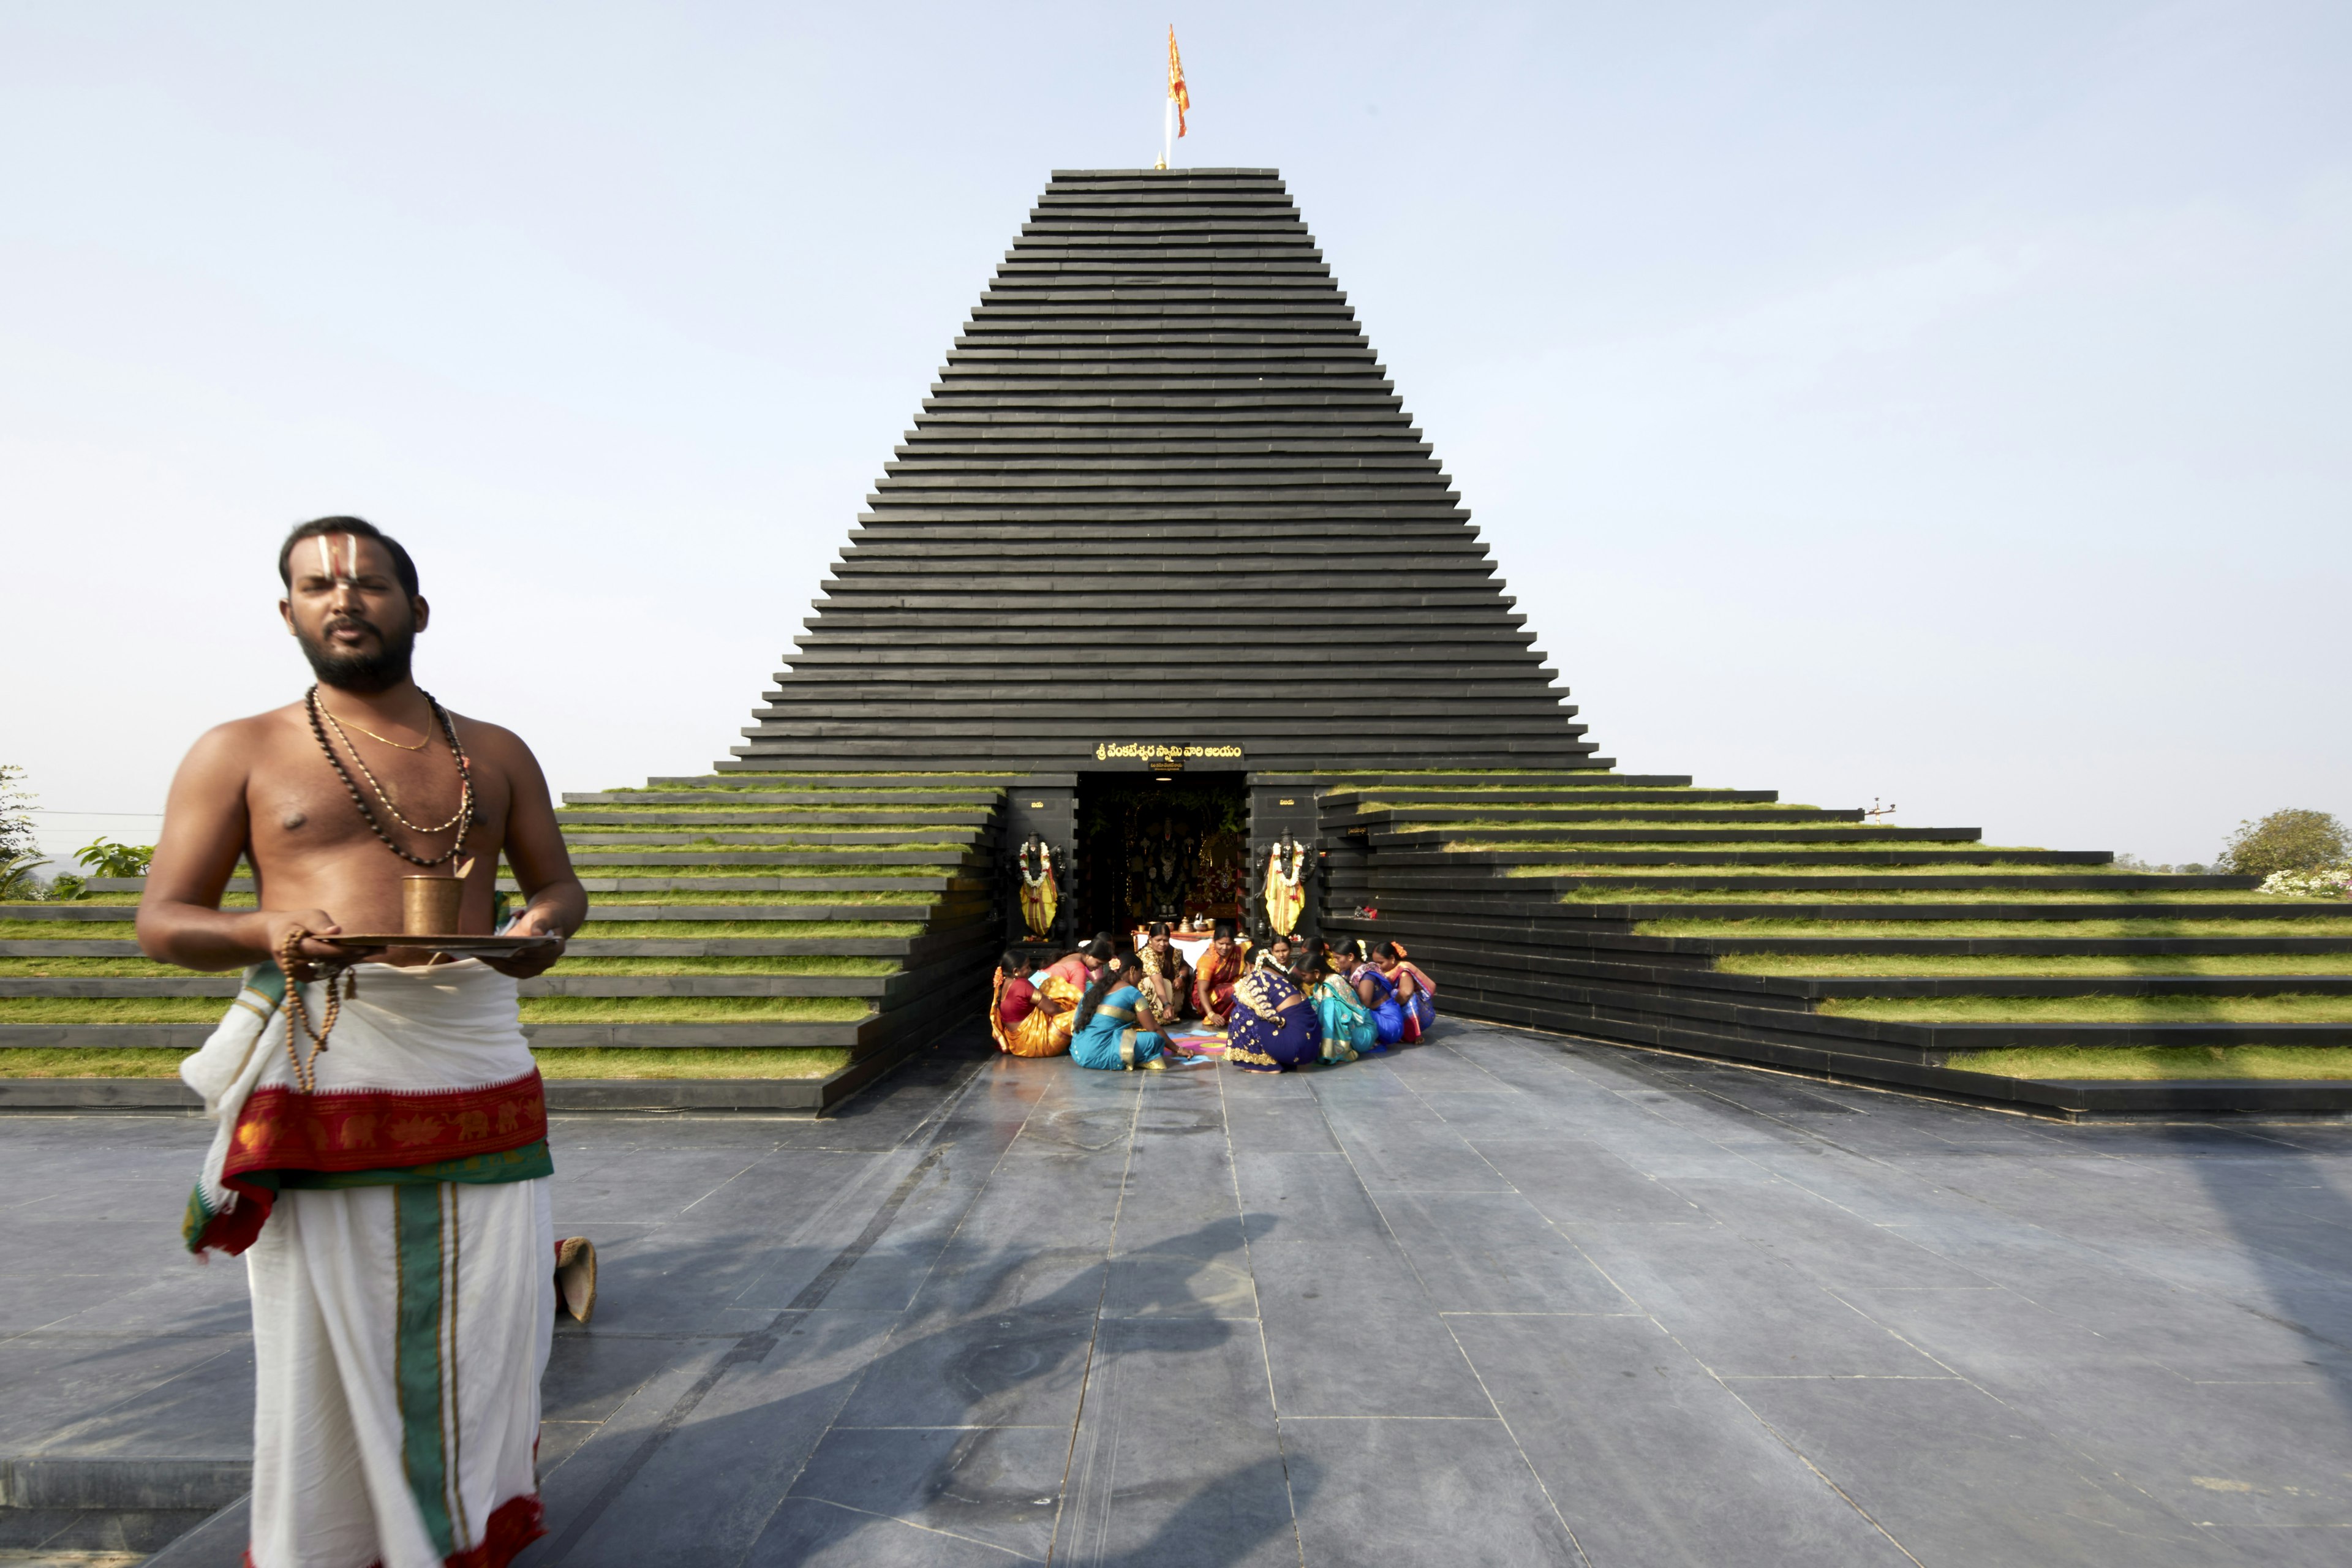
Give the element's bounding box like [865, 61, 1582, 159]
[2256, 864, 2352, 900]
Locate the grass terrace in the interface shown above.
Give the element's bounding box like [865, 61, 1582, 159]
[1821, 995, 2352, 1024]
[0, 997, 875, 1025]
[1639, 917, 2345, 939]
[1941, 1047, 2352, 1080]
[1717, 953, 2352, 977]
[1571, 888, 2284, 905]
[0, 1047, 855, 1079]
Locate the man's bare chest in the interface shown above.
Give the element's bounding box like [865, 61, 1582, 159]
[247, 739, 495, 859]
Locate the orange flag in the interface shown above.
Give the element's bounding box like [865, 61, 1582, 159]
[1167, 26, 1189, 137]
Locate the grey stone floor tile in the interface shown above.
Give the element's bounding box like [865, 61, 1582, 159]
[1372, 1190, 1631, 1314]
[1732, 1374, 2216, 1567]
[1251, 1241, 1491, 1418]
[782, 1423, 1072, 1561]
[1449, 1313, 1909, 1567]
[744, 1495, 1042, 1566]
[1670, 1177, 1993, 1291]
[1055, 1319, 1295, 1567]
[1317, 1110, 1512, 1193]
[1228, 1150, 1390, 1240]
[831, 1309, 1099, 1430]
[1219, 1100, 1341, 1154]
[0, 1336, 251, 1455]
[2199, 1524, 2352, 1566]
[1281, 1416, 1581, 1566]
[1576, 1226, 1947, 1378]
[1468, 1137, 1709, 1227]
[552, 1310, 899, 1568]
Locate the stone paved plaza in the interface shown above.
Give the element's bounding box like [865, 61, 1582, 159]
[6, 1021, 2352, 1566]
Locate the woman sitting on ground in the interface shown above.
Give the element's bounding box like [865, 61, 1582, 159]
[1352, 941, 1409, 1047]
[990, 954, 1038, 1054]
[1226, 957, 1320, 1072]
[1069, 952, 1173, 1071]
[1134, 921, 1194, 1019]
[1373, 941, 1437, 1042]
[1307, 950, 1379, 1063]
[1192, 919, 1248, 1027]
[1003, 941, 1101, 1057]
[1251, 932, 1298, 974]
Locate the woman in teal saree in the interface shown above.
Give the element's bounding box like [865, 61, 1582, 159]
[1068, 955, 1173, 1071]
[1309, 952, 1379, 1063]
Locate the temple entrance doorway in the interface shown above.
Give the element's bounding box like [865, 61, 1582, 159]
[1076, 772, 1248, 944]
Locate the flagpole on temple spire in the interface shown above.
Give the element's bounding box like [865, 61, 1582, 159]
[1159, 26, 1188, 172]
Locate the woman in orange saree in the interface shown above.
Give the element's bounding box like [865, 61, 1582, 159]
[1191, 920, 1247, 1027]
[1003, 943, 1103, 1057]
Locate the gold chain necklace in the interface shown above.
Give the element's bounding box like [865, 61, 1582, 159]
[318, 699, 431, 751]
[315, 701, 472, 835]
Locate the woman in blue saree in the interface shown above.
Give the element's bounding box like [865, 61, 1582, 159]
[1308, 953, 1378, 1063]
[1226, 964, 1319, 1072]
[1069, 954, 1173, 1071]
[1373, 942, 1436, 1041]
[1355, 955, 1408, 1047]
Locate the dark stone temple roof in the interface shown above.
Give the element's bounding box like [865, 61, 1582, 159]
[731, 167, 1606, 774]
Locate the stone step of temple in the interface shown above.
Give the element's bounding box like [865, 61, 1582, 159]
[0, 937, 970, 959]
[1375, 826, 1986, 845]
[1327, 793, 1782, 811]
[1373, 848, 2116, 869]
[561, 791, 1001, 807]
[557, 850, 974, 867]
[0, 973, 900, 1000]
[558, 828, 987, 845]
[558, 801, 994, 821]
[1355, 940, 2352, 1001]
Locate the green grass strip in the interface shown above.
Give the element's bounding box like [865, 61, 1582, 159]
[1575, 888, 2266, 905]
[1942, 1046, 2352, 1080]
[1457, 840, 2037, 854]
[1642, 918, 2342, 938]
[0, 1046, 855, 1079]
[587, 891, 933, 907]
[1516, 863, 2132, 880]
[0, 958, 189, 977]
[536, 1047, 852, 1079]
[0, 996, 872, 1023]
[579, 919, 924, 938]
[1821, 995, 2352, 1023]
[1717, 953, 2352, 978]
[581, 864, 951, 880]
[0, 955, 900, 978]
[0, 921, 140, 938]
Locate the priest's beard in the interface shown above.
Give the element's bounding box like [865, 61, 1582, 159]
[295, 611, 416, 695]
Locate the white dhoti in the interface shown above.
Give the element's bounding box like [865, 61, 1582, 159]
[247, 1180, 554, 1568]
[179, 959, 556, 1568]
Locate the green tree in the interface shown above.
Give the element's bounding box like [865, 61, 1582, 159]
[74, 837, 155, 880]
[2218, 809, 2348, 879]
[0, 767, 42, 900]
[0, 765, 33, 863]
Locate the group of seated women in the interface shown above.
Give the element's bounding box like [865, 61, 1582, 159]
[989, 919, 1437, 1074]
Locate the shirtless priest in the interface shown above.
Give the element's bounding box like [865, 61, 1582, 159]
[138, 518, 588, 1568]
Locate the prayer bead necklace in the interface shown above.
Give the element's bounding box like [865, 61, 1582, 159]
[276, 924, 349, 1095]
[304, 685, 475, 867]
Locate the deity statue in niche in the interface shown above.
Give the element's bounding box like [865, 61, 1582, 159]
[1136, 815, 1196, 921]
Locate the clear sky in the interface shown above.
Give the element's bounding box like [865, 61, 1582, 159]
[4, 2, 2346, 865]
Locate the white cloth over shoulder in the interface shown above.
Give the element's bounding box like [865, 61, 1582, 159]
[179, 960, 541, 1254]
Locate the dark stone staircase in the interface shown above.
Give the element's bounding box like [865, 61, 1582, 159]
[0, 775, 1005, 1110]
[1319, 774, 2352, 1117]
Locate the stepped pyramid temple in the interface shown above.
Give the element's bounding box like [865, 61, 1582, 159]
[7, 168, 2350, 1114]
